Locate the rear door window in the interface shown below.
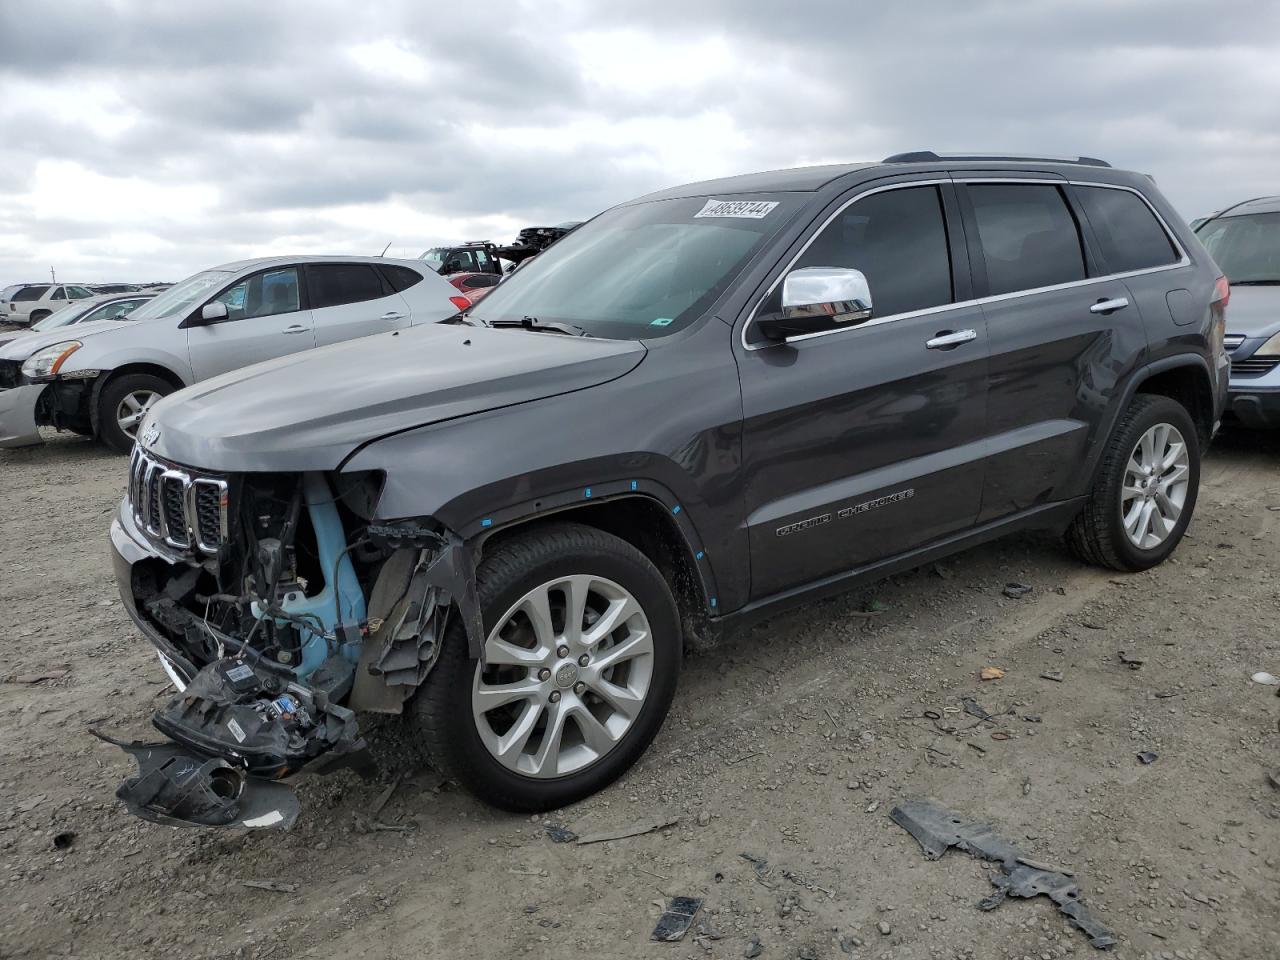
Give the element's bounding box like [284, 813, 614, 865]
[1075, 186, 1179, 273]
[305, 263, 388, 309]
[968, 184, 1086, 295]
[794, 185, 954, 318]
[51, 287, 66, 300]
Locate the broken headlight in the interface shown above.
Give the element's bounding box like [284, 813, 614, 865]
[21, 340, 82, 381]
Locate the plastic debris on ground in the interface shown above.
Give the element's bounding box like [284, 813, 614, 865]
[889, 799, 1117, 950]
[650, 896, 703, 942]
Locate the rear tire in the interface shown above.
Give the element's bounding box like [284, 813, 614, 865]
[28, 311, 50, 325]
[411, 523, 681, 812]
[1066, 394, 1199, 571]
[97, 373, 173, 454]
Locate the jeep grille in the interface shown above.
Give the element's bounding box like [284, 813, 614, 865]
[127, 447, 228, 554]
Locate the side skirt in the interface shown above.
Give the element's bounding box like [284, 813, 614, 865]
[715, 498, 1086, 635]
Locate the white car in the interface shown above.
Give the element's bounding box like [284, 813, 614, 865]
[0, 256, 468, 452]
[4, 283, 96, 325]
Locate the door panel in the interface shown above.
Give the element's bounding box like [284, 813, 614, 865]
[187, 267, 314, 380]
[976, 282, 1141, 521]
[737, 181, 987, 600]
[957, 180, 1151, 522]
[307, 263, 415, 347]
[739, 305, 989, 597]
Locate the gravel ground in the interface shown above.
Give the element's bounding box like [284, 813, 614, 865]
[1, 426, 1278, 960]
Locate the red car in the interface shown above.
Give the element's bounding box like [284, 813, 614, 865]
[447, 271, 502, 307]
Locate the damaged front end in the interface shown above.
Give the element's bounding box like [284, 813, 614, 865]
[105, 453, 481, 829]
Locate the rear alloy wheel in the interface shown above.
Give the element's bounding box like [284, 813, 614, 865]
[97, 373, 174, 453]
[412, 523, 680, 811]
[1066, 394, 1200, 571]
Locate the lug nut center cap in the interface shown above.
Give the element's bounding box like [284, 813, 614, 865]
[554, 662, 579, 688]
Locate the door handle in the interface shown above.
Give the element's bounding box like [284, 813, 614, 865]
[1089, 297, 1129, 314]
[281, 324, 308, 335]
[380, 311, 405, 321]
[925, 329, 977, 350]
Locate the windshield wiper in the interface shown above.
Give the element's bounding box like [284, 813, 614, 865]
[488, 316, 589, 337]
[1229, 279, 1280, 286]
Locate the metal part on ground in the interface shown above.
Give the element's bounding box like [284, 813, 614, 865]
[890, 799, 1117, 950]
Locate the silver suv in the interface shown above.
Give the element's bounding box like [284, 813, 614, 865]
[0, 256, 466, 452]
[1194, 196, 1280, 427]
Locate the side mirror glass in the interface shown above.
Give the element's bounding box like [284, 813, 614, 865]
[199, 302, 229, 324]
[757, 267, 873, 341]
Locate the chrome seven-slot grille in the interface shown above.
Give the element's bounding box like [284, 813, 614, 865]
[127, 447, 229, 554]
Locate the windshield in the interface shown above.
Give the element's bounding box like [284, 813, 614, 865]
[124, 269, 235, 322]
[470, 195, 800, 338]
[31, 302, 89, 331]
[1196, 212, 1280, 283]
[419, 249, 447, 273]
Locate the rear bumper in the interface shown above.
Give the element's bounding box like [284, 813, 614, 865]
[0, 384, 45, 448]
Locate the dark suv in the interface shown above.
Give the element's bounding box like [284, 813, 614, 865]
[107, 153, 1228, 828]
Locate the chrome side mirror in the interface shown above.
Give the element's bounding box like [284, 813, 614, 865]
[757, 267, 873, 340]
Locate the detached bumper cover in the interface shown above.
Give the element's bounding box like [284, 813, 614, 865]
[0, 384, 45, 448]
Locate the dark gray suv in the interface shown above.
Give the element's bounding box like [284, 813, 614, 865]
[105, 152, 1228, 828]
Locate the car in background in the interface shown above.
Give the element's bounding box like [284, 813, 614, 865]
[447, 271, 502, 306]
[0, 292, 157, 349]
[0, 257, 467, 452]
[5, 283, 95, 326]
[1195, 196, 1280, 427]
[420, 242, 505, 277]
[90, 283, 144, 295]
[0, 283, 39, 321]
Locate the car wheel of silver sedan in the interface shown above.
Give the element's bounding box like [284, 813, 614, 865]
[96, 372, 175, 454]
[413, 522, 681, 812]
[116, 389, 163, 440]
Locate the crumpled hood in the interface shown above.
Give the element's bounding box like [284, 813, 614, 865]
[0, 318, 135, 362]
[142, 324, 646, 472]
[1225, 286, 1280, 340]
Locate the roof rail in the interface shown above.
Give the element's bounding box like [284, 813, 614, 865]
[883, 151, 1111, 168]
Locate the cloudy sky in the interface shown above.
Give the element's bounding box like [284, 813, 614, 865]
[1, 0, 1277, 283]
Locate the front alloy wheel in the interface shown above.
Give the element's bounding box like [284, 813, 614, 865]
[413, 523, 680, 812]
[473, 575, 655, 778]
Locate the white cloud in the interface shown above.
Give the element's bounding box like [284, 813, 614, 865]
[0, 0, 1277, 282]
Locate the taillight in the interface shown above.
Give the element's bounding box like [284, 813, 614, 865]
[448, 295, 470, 311]
[1212, 275, 1230, 308]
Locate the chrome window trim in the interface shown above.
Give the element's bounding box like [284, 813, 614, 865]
[742, 177, 1191, 352]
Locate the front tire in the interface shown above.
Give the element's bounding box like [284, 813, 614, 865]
[97, 373, 173, 454]
[411, 523, 681, 812]
[1066, 394, 1200, 571]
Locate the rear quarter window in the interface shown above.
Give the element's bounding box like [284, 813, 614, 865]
[1076, 186, 1179, 273]
[14, 285, 50, 301]
[379, 264, 425, 293]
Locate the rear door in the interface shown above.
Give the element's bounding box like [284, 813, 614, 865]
[186, 265, 314, 380]
[956, 178, 1146, 522]
[305, 262, 414, 347]
[737, 180, 990, 599]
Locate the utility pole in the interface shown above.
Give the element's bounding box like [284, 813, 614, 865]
[50, 266, 56, 283]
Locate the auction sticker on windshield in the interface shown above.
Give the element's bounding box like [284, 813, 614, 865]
[694, 199, 780, 219]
